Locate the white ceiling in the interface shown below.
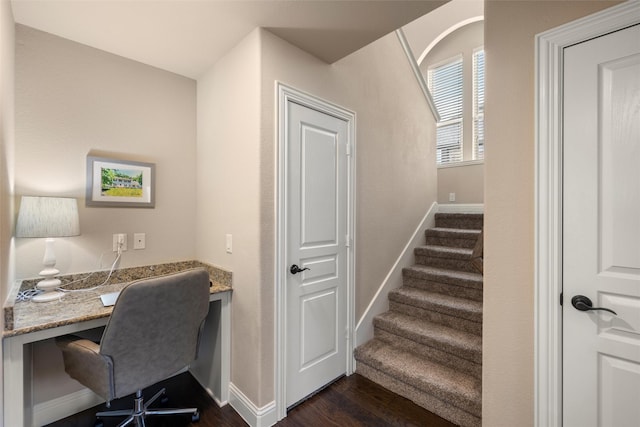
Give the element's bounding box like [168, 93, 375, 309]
[11, 0, 448, 79]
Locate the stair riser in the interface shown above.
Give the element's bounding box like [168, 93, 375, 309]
[356, 363, 481, 427]
[415, 255, 478, 273]
[374, 328, 482, 379]
[425, 228, 480, 249]
[390, 301, 482, 336]
[435, 214, 483, 231]
[403, 276, 483, 301]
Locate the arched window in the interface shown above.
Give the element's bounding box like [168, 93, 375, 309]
[423, 21, 484, 166]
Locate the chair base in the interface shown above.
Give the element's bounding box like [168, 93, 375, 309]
[96, 388, 200, 427]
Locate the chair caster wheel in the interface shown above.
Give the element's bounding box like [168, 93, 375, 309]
[160, 395, 170, 406]
[192, 411, 200, 422]
[94, 418, 104, 427]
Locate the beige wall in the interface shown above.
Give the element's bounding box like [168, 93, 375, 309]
[196, 28, 265, 406]
[197, 27, 437, 407]
[14, 25, 198, 404]
[438, 163, 483, 204]
[0, 0, 15, 420]
[331, 32, 438, 318]
[483, 1, 621, 425]
[14, 25, 197, 280]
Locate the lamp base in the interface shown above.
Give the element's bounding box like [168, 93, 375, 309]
[32, 289, 64, 303]
[33, 277, 63, 303]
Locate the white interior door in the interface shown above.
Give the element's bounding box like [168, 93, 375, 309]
[563, 24, 640, 427]
[285, 100, 349, 408]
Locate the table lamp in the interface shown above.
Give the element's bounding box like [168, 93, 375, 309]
[15, 196, 80, 302]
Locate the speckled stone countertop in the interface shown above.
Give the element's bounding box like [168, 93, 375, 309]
[3, 260, 232, 338]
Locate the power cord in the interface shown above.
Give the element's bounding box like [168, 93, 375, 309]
[16, 288, 43, 302]
[57, 250, 122, 294]
[17, 245, 124, 301]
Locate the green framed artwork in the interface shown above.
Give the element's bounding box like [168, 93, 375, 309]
[86, 156, 155, 208]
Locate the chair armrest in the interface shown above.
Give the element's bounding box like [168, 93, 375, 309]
[56, 335, 114, 401]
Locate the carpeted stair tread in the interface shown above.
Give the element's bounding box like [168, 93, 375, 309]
[374, 328, 482, 379]
[428, 227, 482, 236]
[374, 311, 481, 363]
[355, 339, 481, 417]
[415, 245, 473, 259]
[403, 265, 483, 289]
[389, 286, 482, 323]
[356, 363, 481, 427]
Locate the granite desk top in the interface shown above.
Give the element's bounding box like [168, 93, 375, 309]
[3, 261, 232, 338]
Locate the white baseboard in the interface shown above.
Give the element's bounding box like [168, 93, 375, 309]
[228, 382, 277, 427]
[33, 388, 104, 427]
[437, 203, 484, 213]
[354, 202, 438, 348]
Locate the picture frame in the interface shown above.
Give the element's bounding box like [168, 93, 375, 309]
[86, 156, 155, 208]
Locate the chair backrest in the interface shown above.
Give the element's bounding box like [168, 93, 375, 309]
[100, 268, 210, 399]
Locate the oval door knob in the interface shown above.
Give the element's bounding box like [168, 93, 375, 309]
[290, 264, 310, 275]
[571, 295, 617, 315]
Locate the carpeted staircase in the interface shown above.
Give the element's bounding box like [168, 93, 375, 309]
[355, 212, 483, 427]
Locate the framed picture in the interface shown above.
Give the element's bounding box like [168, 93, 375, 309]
[86, 156, 155, 208]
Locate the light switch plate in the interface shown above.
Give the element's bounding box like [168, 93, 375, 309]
[226, 234, 232, 254]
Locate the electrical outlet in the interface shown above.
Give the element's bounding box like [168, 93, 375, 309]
[133, 233, 146, 250]
[449, 192, 456, 202]
[113, 234, 127, 252]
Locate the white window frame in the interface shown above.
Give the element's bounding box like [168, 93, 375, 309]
[472, 46, 485, 161]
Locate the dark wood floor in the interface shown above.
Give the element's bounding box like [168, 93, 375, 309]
[46, 372, 458, 427]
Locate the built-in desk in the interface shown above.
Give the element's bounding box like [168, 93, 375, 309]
[3, 261, 232, 427]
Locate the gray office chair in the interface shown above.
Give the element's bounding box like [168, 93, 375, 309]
[56, 268, 211, 427]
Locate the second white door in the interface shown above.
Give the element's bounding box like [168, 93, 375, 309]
[563, 24, 640, 427]
[285, 100, 349, 408]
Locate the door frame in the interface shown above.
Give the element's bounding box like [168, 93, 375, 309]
[275, 82, 356, 420]
[534, 2, 640, 427]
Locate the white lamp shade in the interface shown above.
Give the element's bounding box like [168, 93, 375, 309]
[16, 196, 80, 238]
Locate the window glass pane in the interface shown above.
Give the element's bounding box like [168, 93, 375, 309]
[429, 58, 463, 122]
[474, 116, 484, 159]
[428, 57, 463, 164]
[437, 122, 463, 163]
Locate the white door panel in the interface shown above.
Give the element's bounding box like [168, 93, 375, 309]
[599, 355, 640, 427]
[600, 53, 640, 273]
[286, 101, 348, 408]
[300, 289, 338, 369]
[563, 24, 640, 427]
